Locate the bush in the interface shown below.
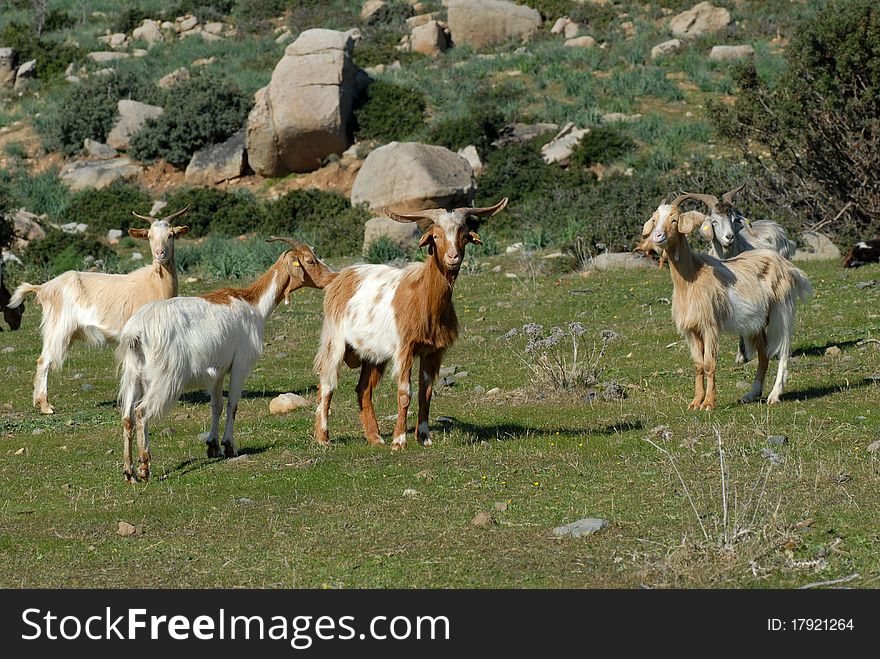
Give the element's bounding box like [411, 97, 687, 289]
[0, 20, 83, 81]
[57, 184, 153, 234]
[176, 234, 282, 279]
[353, 80, 426, 142]
[0, 165, 71, 218]
[427, 107, 506, 155]
[365, 236, 406, 264]
[262, 189, 370, 257]
[0, 180, 14, 250]
[129, 71, 251, 168]
[38, 69, 159, 156]
[162, 187, 263, 238]
[709, 0, 880, 246]
[570, 126, 636, 167]
[23, 230, 117, 276]
[352, 2, 418, 69]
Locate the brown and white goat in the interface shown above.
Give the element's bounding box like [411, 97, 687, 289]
[117, 238, 335, 481]
[843, 239, 880, 267]
[645, 195, 812, 410]
[8, 206, 190, 414]
[313, 197, 508, 450]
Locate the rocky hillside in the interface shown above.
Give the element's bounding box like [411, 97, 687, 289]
[0, 0, 870, 275]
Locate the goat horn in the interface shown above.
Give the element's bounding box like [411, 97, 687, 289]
[162, 204, 191, 224]
[670, 192, 718, 209]
[131, 210, 154, 222]
[266, 236, 303, 250]
[454, 197, 509, 218]
[383, 208, 446, 223]
[721, 183, 745, 204]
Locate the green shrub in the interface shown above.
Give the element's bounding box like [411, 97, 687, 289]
[38, 69, 159, 156]
[0, 166, 71, 218]
[129, 71, 251, 168]
[352, 80, 426, 142]
[262, 189, 370, 257]
[570, 126, 636, 167]
[366, 236, 407, 264]
[176, 234, 283, 278]
[162, 187, 263, 238]
[23, 230, 117, 276]
[57, 184, 153, 234]
[352, 2, 419, 69]
[709, 0, 880, 246]
[427, 106, 505, 155]
[113, 7, 154, 34]
[0, 180, 14, 250]
[0, 21, 84, 81]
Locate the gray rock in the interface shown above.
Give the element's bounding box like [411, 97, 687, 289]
[32, 428, 45, 435]
[493, 122, 559, 147]
[133, 19, 164, 46]
[235, 497, 255, 505]
[410, 20, 449, 57]
[0, 47, 16, 88]
[452, 370, 469, 380]
[669, 2, 731, 39]
[81, 383, 94, 391]
[768, 435, 789, 447]
[601, 112, 642, 124]
[584, 252, 657, 271]
[246, 29, 358, 176]
[363, 215, 422, 255]
[13, 59, 36, 90]
[107, 229, 124, 244]
[651, 38, 681, 59]
[457, 144, 483, 176]
[107, 99, 164, 150]
[351, 141, 475, 212]
[184, 129, 246, 185]
[361, 0, 387, 22]
[447, 0, 541, 50]
[564, 36, 596, 48]
[84, 138, 118, 160]
[1, 346, 15, 353]
[87, 51, 132, 63]
[13, 209, 46, 242]
[541, 122, 589, 165]
[709, 45, 755, 62]
[60, 157, 143, 191]
[553, 517, 608, 537]
[795, 231, 841, 261]
[438, 366, 456, 378]
[760, 447, 784, 466]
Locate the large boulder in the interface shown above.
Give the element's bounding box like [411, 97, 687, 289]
[106, 99, 164, 150]
[651, 38, 681, 60]
[351, 141, 475, 212]
[541, 123, 589, 166]
[246, 29, 358, 176]
[669, 2, 731, 38]
[59, 157, 143, 191]
[795, 231, 842, 261]
[363, 216, 423, 255]
[185, 129, 247, 185]
[709, 44, 755, 62]
[0, 48, 17, 88]
[446, 0, 541, 50]
[132, 19, 164, 46]
[410, 20, 450, 56]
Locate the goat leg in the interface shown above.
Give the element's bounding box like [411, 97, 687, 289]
[417, 352, 442, 447]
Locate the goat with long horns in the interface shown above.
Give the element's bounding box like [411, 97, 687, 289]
[314, 198, 508, 449]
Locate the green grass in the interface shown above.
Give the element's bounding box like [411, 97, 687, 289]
[1, 257, 878, 588]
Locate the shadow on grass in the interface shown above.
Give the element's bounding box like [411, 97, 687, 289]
[795, 339, 862, 357]
[432, 416, 630, 444]
[159, 444, 272, 480]
[784, 377, 872, 402]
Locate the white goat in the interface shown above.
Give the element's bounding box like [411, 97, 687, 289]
[692, 185, 796, 260]
[314, 198, 508, 450]
[116, 238, 335, 482]
[645, 195, 812, 410]
[8, 207, 190, 414]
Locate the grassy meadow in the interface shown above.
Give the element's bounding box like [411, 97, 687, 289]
[1, 255, 878, 588]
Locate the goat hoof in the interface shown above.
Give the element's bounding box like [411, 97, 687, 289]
[123, 470, 135, 483]
[419, 436, 432, 447]
[137, 464, 150, 481]
[36, 402, 55, 415]
[687, 401, 702, 411]
[700, 402, 716, 411]
[767, 395, 781, 405]
[391, 441, 406, 452]
[315, 437, 330, 447]
[206, 443, 221, 458]
[223, 444, 237, 458]
[366, 437, 385, 446]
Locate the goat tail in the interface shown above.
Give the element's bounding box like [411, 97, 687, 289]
[8, 282, 40, 308]
[791, 266, 813, 302]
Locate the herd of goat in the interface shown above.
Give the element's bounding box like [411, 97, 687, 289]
[0, 186, 871, 480]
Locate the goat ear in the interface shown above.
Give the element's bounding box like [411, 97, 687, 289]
[678, 210, 706, 235]
[642, 214, 656, 238]
[128, 228, 149, 239]
[172, 225, 190, 237]
[419, 231, 435, 255]
[699, 219, 714, 241]
[468, 231, 483, 245]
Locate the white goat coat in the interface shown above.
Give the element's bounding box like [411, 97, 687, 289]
[118, 283, 276, 421]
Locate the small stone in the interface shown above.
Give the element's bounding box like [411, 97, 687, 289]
[235, 497, 255, 505]
[767, 435, 788, 447]
[32, 428, 45, 436]
[564, 36, 596, 48]
[14, 447, 26, 455]
[491, 265, 502, 273]
[159, 428, 172, 437]
[760, 448, 784, 466]
[440, 376, 456, 387]
[506, 242, 523, 254]
[1, 346, 14, 353]
[438, 366, 456, 378]
[228, 454, 249, 463]
[494, 501, 508, 512]
[855, 280, 877, 290]
[471, 511, 494, 527]
[116, 521, 138, 536]
[403, 488, 419, 498]
[452, 370, 469, 380]
[553, 518, 607, 537]
[486, 387, 501, 396]
[867, 440, 880, 453]
[62, 483, 73, 494]
[81, 383, 94, 391]
[825, 345, 841, 357]
[473, 385, 485, 394]
[131, 253, 144, 261]
[269, 393, 309, 416]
